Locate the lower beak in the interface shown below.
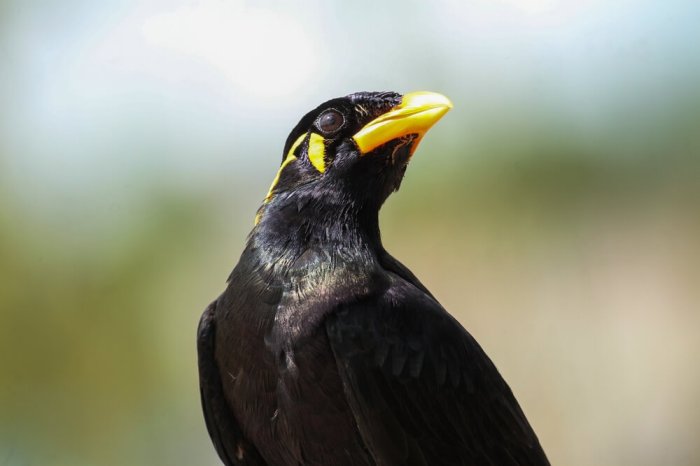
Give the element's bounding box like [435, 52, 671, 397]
[352, 91, 453, 155]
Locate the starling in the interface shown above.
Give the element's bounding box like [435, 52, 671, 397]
[198, 91, 549, 465]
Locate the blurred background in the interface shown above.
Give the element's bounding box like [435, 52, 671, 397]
[1, 0, 699, 465]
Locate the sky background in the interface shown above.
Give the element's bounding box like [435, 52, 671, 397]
[1, 1, 699, 465]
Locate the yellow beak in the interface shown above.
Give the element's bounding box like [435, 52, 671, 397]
[352, 91, 453, 155]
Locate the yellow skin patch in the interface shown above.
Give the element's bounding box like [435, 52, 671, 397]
[254, 132, 326, 225]
[254, 133, 306, 225]
[307, 133, 326, 173]
[264, 134, 306, 202]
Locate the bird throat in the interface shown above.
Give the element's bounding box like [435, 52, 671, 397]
[252, 193, 382, 269]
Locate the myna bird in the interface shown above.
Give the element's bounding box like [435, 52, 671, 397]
[197, 91, 549, 465]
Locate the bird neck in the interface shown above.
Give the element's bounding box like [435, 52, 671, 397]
[251, 194, 383, 265]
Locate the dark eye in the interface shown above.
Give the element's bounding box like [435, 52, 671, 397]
[317, 110, 344, 134]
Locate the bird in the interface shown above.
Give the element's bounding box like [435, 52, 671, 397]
[197, 91, 550, 466]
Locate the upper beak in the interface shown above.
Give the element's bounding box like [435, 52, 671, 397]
[352, 91, 453, 155]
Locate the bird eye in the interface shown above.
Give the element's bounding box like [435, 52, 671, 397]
[317, 110, 344, 134]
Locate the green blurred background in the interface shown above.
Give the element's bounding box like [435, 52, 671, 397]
[1, 1, 699, 465]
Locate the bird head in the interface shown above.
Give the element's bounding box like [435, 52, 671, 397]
[254, 91, 452, 239]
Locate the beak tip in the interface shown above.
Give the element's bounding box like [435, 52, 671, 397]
[402, 91, 453, 110]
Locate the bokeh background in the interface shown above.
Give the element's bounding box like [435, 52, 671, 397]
[1, 0, 699, 465]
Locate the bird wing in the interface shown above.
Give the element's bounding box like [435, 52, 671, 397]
[326, 276, 550, 466]
[197, 301, 267, 466]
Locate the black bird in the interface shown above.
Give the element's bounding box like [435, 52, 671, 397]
[198, 91, 549, 465]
